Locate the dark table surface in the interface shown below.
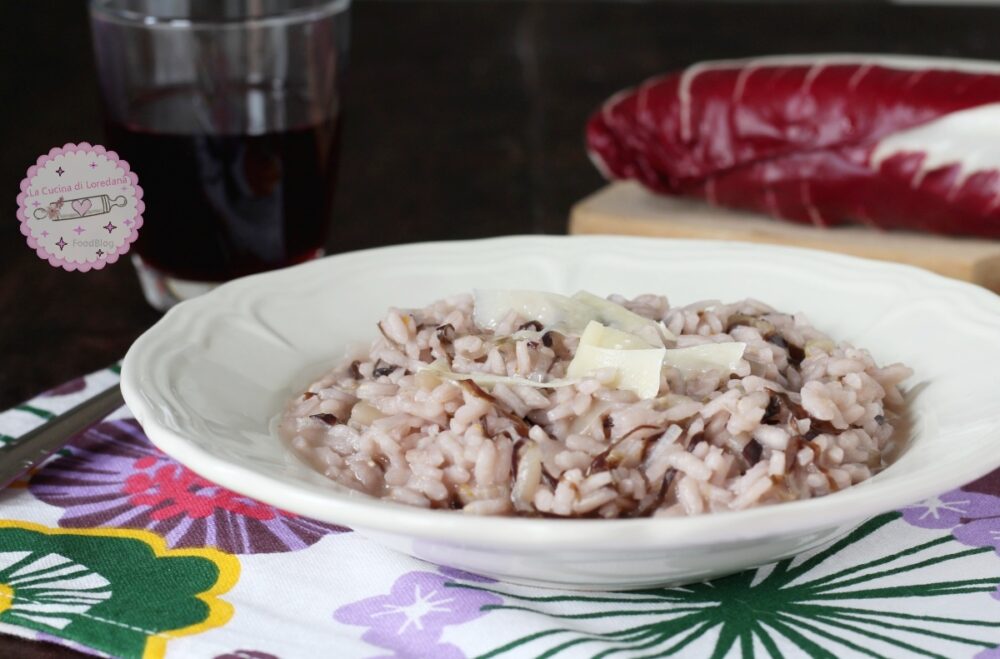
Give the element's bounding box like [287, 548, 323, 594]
[3, 1, 1000, 656]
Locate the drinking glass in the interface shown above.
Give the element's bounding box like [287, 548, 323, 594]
[89, 0, 349, 310]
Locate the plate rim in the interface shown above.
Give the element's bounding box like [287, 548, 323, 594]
[121, 235, 1000, 550]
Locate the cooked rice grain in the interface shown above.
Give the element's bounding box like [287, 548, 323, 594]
[281, 293, 911, 518]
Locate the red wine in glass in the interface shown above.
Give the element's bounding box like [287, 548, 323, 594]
[105, 87, 340, 283]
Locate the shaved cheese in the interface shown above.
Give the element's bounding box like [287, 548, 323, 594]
[474, 289, 672, 345]
[422, 360, 579, 389]
[578, 319, 653, 349]
[474, 290, 593, 334]
[567, 321, 666, 399]
[568, 322, 746, 398]
[568, 346, 665, 399]
[664, 342, 747, 374]
[425, 312, 745, 401]
[571, 291, 675, 344]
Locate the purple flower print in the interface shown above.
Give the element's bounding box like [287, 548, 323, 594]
[902, 475, 1000, 590]
[976, 647, 1000, 658]
[214, 652, 280, 659]
[30, 419, 347, 554]
[40, 376, 87, 397]
[900, 490, 1000, 530]
[900, 480, 1000, 574]
[334, 571, 501, 658]
[437, 566, 497, 584]
[954, 518, 1000, 553]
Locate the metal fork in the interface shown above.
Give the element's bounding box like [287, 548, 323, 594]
[0, 385, 124, 489]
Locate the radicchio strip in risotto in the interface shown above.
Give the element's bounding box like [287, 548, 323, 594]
[281, 290, 911, 518]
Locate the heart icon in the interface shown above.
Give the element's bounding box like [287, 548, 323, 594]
[71, 198, 92, 216]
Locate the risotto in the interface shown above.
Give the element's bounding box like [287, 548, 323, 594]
[280, 290, 911, 518]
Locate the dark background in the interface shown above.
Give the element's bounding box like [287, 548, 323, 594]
[7, 1, 1000, 412]
[4, 1, 1000, 656]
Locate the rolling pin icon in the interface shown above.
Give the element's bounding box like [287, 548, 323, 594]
[34, 194, 127, 221]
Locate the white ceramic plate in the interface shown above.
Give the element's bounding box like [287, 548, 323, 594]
[121, 236, 1000, 590]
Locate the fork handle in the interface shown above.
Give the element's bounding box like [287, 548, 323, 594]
[0, 385, 124, 490]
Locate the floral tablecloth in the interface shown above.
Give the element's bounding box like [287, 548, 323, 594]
[1, 367, 999, 658]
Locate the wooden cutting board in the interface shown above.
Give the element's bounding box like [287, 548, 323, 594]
[570, 181, 1000, 294]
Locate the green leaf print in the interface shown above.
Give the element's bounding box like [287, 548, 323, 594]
[464, 514, 1000, 659]
[0, 520, 239, 659]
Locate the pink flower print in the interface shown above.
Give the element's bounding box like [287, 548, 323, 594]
[123, 459, 276, 522]
[30, 419, 347, 554]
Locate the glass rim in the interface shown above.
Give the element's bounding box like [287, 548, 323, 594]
[89, 0, 350, 29]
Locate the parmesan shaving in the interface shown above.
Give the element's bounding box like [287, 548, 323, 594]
[473, 289, 673, 345]
[567, 321, 666, 399]
[664, 342, 747, 374]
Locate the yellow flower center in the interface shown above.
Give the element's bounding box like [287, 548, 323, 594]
[0, 583, 12, 615]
